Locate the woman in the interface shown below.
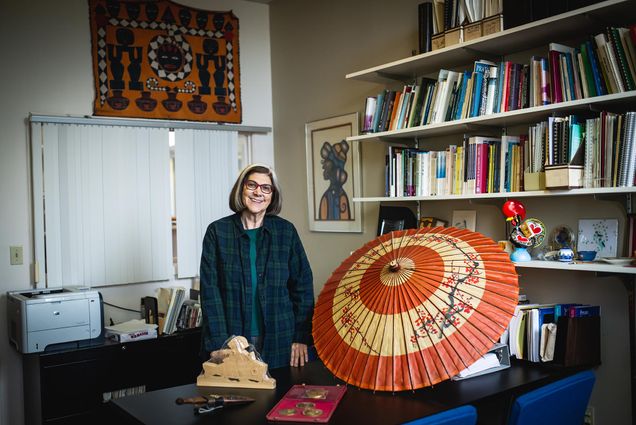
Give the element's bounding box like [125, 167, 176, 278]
[199, 164, 314, 368]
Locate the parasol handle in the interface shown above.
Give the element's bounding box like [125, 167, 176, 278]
[388, 260, 400, 272]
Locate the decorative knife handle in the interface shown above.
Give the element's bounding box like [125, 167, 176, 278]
[175, 396, 209, 405]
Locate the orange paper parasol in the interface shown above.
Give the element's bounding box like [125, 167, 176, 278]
[313, 227, 518, 391]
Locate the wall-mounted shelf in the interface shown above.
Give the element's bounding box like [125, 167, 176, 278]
[515, 260, 636, 275]
[353, 186, 636, 203]
[347, 91, 636, 142]
[346, 0, 636, 84]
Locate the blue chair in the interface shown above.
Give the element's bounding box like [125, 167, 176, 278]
[508, 370, 595, 425]
[402, 405, 477, 425]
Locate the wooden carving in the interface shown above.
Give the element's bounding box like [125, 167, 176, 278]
[197, 336, 276, 389]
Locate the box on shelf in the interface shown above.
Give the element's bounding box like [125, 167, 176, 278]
[482, 14, 503, 36]
[545, 165, 583, 189]
[524, 171, 546, 191]
[431, 32, 445, 51]
[444, 26, 463, 47]
[464, 21, 482, 42]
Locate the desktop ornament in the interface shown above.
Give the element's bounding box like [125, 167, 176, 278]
[197, 335, 276, 389]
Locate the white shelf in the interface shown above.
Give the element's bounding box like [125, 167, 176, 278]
[347, 91, 636, 143]
[514, 260, 636, 275]
[346, 0, 636, 84]
[353, 186, 636, 203]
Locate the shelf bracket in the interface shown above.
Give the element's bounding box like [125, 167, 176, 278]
[594, 192, 634, 215]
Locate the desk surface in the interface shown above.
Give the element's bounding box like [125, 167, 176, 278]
[109, 360, 581, 425]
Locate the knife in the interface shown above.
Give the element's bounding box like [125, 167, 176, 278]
[175, 394, 255, 415]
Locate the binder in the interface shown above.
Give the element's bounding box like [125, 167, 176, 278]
[553, 316, 601, 367]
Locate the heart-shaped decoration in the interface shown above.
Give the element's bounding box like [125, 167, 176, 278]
[514, 235, 529, 243]
[529, 223, 542, 234]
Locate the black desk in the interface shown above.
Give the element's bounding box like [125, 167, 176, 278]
[108, 360, 583, 425]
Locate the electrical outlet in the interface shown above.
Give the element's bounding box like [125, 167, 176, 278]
[584, 406, 595, 425]
[10, 246, 23, 265]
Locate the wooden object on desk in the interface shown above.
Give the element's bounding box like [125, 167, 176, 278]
[197, 336, 276, 389]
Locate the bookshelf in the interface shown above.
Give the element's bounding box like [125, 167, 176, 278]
[346, 0, 636, 84]
[346, 1, 636, 274]
[349, 90, 636, 141]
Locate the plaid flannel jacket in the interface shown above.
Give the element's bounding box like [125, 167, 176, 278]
[200, 213, 314, 369]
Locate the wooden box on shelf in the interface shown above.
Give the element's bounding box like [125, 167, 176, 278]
[545, 165, 584, 189]
[444, 26, 463, 47]
[524, 171, 546, 191]
[482, 14, 503, 36]
[464, 21, 482, 42]
[431, 32, 445, 51]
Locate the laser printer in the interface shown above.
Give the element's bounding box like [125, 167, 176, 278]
[7, 286, 103, 353]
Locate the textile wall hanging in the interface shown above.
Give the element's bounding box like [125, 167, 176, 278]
[89, 0, 242, 123]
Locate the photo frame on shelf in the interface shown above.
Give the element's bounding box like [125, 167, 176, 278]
[305, 113, 361, 232]
[419, 217, 448, 228]
[451, 210, 476, 231]
[577, 218, 619, 258]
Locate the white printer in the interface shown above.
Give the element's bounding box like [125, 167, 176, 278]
[7, 286, 103, 353]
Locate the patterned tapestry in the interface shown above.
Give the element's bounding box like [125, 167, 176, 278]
[89, 0, 241, 123]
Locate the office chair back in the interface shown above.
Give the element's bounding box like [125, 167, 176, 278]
[402, 405, 477, 425]
[508, 369, 595, 425]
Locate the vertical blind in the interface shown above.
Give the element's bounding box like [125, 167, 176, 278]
[32, 121, 240, 287]
[32, 123, 172, 287]
[174, 129, 238, 278]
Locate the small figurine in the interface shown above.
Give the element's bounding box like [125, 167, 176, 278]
[501, 200, 546, 262]
[197, 335, 276, 389]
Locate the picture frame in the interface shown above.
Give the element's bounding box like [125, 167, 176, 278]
[577, 218, 619, 258]
[305, 113, 362, 232]
[419, 217, 448, 228]
[451, 210, 476, 231]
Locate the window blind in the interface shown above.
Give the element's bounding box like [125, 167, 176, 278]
[32, 123, 172, 286]
[174, 129, 238, 278]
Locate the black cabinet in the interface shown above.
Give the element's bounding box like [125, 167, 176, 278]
[23, 328, 202, 425]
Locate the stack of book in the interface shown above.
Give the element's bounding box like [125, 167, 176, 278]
[384, 134, 523, 197]
[502, 303, 600, 365]
[361, 27, 636, 135]
[384, 108, 635, 198]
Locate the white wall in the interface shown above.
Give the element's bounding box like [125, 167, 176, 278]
[0, 1, 272, 424]
[269, 0, 632, 424]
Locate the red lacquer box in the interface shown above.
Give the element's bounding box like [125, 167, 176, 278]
[266, 384, 347, 423]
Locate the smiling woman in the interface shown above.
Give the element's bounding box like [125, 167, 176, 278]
[199, 163, 315, 369]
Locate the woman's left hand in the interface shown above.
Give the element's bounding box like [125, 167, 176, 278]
[290, 342, 309, 367]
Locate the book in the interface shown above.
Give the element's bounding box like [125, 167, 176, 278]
[418, 2, 434, 54]
[608, 27, 636, 91]
[567, 305, 601, 318]
[584, 39, 607, 96]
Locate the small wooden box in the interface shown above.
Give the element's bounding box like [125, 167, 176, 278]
[431, 32, 445, 51]
[482, 14, 503, 36]
[524, 171, 546, 191]
[444, 26, 463, 47]
[464, 21, 482, 42]
[545, 165, 584, 189]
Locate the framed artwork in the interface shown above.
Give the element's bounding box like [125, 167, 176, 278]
[305, 113, 361, 232]
[451, 210, 476, 231]
[419, 217, 448, 228]
[578, 218, 619, 258]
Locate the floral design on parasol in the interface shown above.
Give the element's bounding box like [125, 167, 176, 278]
[313, 227, 518, 392]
